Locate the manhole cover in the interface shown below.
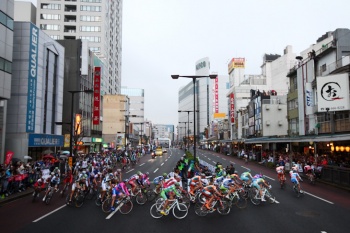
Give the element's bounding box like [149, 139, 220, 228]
[296, 210, 320, 217]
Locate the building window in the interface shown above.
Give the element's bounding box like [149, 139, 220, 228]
[81, 0, 102, 2]
[89, 47, 100, 52]
[50, 35, 60, 40]
[41, 24, 60, 31]
[80, 15, 101, 22]
[0, 57, 12, 74]
[80, 26, 101, 32]
[41, 3, 61, 10]
[80, 5, 101, 11]
[41, 14, 61, 20]
[0, 10, 13, 30]
[80, 36, 101, 42]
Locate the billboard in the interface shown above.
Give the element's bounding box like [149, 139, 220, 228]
[317, 73, 350, 112]
[93, 67, 101, 125]
[26, 24, 39, 132]
[228, 58, 245, 73]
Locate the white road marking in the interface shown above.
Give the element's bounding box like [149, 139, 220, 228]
[106, 209, 118, 219]
[154, 168, 159, 173]
[222, 158, 226, 160]
[263, 176, 275, 181]
[208, 158, 211, 160]
[161, 163, 164, 166]
[241, 166, 250, 170]
[304, 191, 334, 204]
[126, 169, 134, 174]
[212, 161, 216, 164]
[148, 159, 153, 162]
[165, 159, 168, 162]
[33, 205, 66, 222]
[139, 163, 145, 167]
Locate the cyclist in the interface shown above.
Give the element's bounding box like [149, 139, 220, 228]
[159, 182, 181, 215]
[276, 165, 285, 183]
[290, 170, 303, 193]
[127, 172, 141, 195]
[110, 179, 130, 211]
[99, 173, 113, 202]
[252, 176, 271, 201]
[219, 176, 234, 196]
[43, 173, 60, 201]
[202, 184, 224, 210]
[304, 164, 314, 180]
[189, 173, 205, 195]
[153, 173, 166, 194]
[240, 171, 253, 185]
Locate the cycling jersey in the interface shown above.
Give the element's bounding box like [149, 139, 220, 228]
[240, 172, 252, 181]
[153, 176, 164, 185]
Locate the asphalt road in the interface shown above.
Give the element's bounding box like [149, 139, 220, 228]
[1, 148, 349, 233]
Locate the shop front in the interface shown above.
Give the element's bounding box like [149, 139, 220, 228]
[28, 133, 64, 161]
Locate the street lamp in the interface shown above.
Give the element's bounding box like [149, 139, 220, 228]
[172, 74, 217, 162]
[67, 89, 93, 158]
[179, 121, 192, 150]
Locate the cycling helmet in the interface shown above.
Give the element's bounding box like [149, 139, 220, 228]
[37, 178, 43, 183]
[162, 173, 167, 178]
[145, 172, 149, 176]
[200, 173, 206, 178]
[175, 182, 180, 187]
[137, 171, 142, 175]
[55, 173, 59, 177]
[51, 172, 55, 176]
[82, 171, 86, 174]
[123, 179, 129, 183]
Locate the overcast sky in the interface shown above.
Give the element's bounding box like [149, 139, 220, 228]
[25, 0, 350, 127]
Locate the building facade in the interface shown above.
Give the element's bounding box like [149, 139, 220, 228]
[6, 22, 65, 160]
[0, 0, 14, 162]
[36, 0, 122, 95]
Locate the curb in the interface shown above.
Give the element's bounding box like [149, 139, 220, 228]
[0, 190, 33, 206]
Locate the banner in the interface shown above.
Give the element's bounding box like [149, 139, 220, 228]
[4, 151, 14, 165]
[214, 77, 219, 113]
[305, 83, 313, 115]
[93, 67, 101, 125]
[230, 93, 235, 123]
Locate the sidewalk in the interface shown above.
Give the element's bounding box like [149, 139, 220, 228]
[201, 149, 350, 192]
[0, 188, 33, 206]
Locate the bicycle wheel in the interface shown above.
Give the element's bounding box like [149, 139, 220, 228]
[32, 191, 38, 203]
[265, 190, 276, 204]
[150, 203, 163, 219]
[86, 188, 95, 200]
[229, 193, 238, 205]
[95, 196, 103, 206]
[250, 189, 261, 205]
[172, 203, 188, 219]
[45, 195, 51, 205]
[119, 199, 133, 214]
[217, 201, 231, 215]
[136, 192, 147, 205]
[179, 194, 191, 209]
[102, 198, 112, 213]
[197, 193, 206, 204]
[235, 196, 247, 209]
[65, 194, 72, 206]
[194, 202, 208, 217]
[146, 190, 157, 202]
[75, 194, 85, 208]
[293, 186, 300, 198]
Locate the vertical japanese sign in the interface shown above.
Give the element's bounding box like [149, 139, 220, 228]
[93, 67, 101, 125]
[230, 93, 235, 123]
[214, 77, 219, 113]
[26, 24, 39, 132]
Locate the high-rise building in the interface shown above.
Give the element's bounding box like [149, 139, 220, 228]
[0, 0, 14, 162]
[36, 0, 122, 95]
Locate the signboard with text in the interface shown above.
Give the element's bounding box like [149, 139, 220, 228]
[93, 67, 101, 125]
[230, 93, 235, 123]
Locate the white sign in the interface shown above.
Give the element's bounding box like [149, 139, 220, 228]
[305, 83, 313, 115]
[317, 73, 350, 112]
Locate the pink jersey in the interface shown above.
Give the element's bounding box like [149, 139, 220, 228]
[128, 174, 139, 182]
[116, 182, 130, 196]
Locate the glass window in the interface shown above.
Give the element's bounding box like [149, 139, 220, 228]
[0, 11, 6, 26]
[0, 57, 4, 70]
[4, 60, 12, 74]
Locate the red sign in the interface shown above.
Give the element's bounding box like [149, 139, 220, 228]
[214, 77, 219, 113]
[230, 93, 235, 123]
[93, 67, 101, 125]
[4, 151, 14, 165]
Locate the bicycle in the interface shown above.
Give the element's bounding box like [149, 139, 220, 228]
[66, 187, 85, 208]
[292, 181, 304, 198]
[130, 186, 147, 205]
[224, 189, 247, 209]
[43, 183, 57, 205]
[278, 174, 286, 189]
[102, 196, 133, 214]
[249, 186, 276, 205]
[194, 196, 231, 216]
[150, 197, 188, 219]
[32, 186, 43, 203]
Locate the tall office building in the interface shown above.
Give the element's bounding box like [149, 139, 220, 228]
[36, 0, 122, 95]
[0, 0, 14, 162]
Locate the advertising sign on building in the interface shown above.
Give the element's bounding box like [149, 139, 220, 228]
[305, 83, 313, 115]
[28, 134, 64, 147]
[228, 58, 245, 73]
[93, 67, 101, 125]
[26, 23, 39, 132]
[230, 93, 235, 123]
[317, 73, 350, 112]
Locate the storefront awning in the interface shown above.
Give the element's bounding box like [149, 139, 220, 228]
[244, 134, 350, 144]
